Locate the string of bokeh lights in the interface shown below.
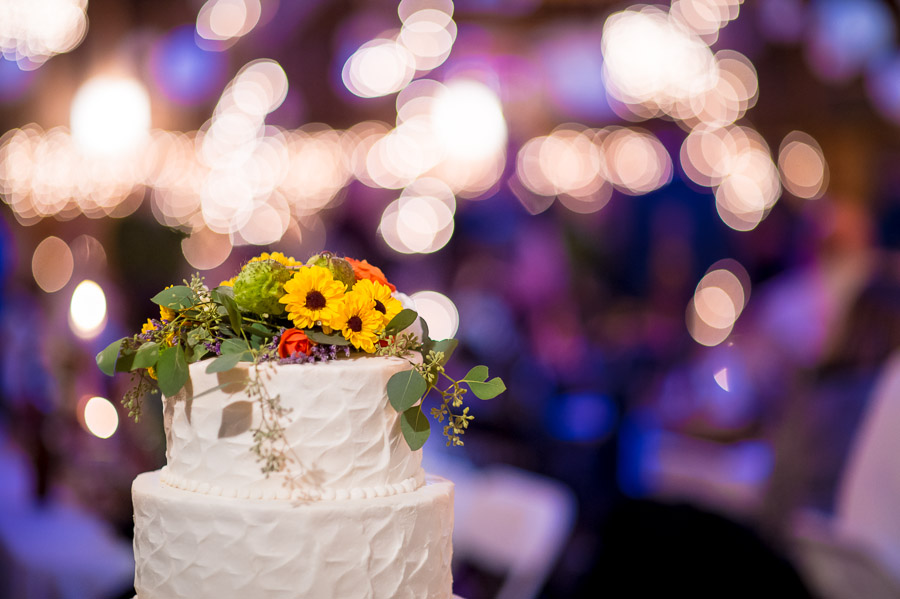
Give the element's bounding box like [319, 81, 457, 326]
[2, 0, 836, 357]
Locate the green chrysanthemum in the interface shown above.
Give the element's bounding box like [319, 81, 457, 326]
[233, 260, 293, 316]
[307, 252, 356, 289]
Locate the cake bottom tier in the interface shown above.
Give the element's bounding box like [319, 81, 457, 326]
[133, 470, 454, 599]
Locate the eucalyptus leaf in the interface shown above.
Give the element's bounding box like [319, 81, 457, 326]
[387, 369, 428, 412]
[400, 405, 430, 451]
[305, 328, 351, 346]
[213, 285, 235, 299]
[461, 365, 488, 384]
[218, 292, 242, 332]
[114, 349, 135, 373]
[151, 286, 196, 310]
[132, 342, 160, 370]
[96, 338, 125, 376]
[241, 322, 276, 339]
[220, 338, 251, 355]
[420, 318, 432, 353]
[157, 345, 189, 397]
[385, 309, 417, 335]
[465, 377, 506, 400]
[189, 343, 209, 362]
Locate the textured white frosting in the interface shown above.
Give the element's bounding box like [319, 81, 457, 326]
[133, 470, 454, 599]
[163, 356, 424, 499]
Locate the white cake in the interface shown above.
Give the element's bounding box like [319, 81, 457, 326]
[132, 355, 455, 599]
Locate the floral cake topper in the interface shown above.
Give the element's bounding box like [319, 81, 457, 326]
[97, 252, 505, 465]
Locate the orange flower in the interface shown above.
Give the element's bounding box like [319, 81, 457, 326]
[345, 257, 396, 292]
[278, 328, 313, 358]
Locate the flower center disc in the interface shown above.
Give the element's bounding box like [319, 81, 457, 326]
[348, 315, 363, 332]
[305, 290, 326, 310]
[374, 300, 386, 314]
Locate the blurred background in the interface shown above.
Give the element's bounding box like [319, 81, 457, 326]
[3, 0, 900, 597]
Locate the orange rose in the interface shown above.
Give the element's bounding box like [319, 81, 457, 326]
[278, 328, 313, 358]
[345, 257, 396, 292]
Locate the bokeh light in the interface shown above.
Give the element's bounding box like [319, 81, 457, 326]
[599, 127, 672, 195]
[342, 39, 416, 99]
[70, 76, 152, 157]
[0, 0, 88, 68]
[687, 260, 751, 347]
[409, 290, 459, 340]
[778, 131, 828, 200]
[431, 79, 506, 161]
[196, 0, 262, 43]
[681, 125, 781, 231]
[82, 396, 119, 439]
[602, 6, 718, 118]
[69, 279, 107, 339]
[32, 235, 73, 292]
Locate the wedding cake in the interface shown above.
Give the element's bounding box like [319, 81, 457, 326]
[97, 251, 503, 599]
[132, 356, 455, 598]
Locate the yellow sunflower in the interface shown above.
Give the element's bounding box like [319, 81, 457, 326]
[219, 276, 236, 287]
[141, 318, 158, 335]
[351, 278, 402, 329]
[159, 285, 177, 322]
[249, 252, 304, 268]
[332, 290, 381, 353]
[279, 266, 347, 329]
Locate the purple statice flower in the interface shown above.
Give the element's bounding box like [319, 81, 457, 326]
[137, 319, 166, 341]
[204, 340, 222, 356]
[277, 344, 351, 365]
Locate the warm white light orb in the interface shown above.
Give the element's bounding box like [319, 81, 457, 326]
[69, 279, 107, 338]
[70, 76, 151, 156]
[84, 396, 119, 439]
[431, 79, 507, 161]
[409, 290, 459, 339]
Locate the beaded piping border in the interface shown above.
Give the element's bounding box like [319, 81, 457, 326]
[159, 466, 426, 501]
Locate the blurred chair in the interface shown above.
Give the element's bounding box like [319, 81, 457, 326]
[450, 465, 577, 599]
[790, 351, 900, 599]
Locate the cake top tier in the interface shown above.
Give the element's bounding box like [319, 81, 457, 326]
[98, 250, 504, 487]
[162, 355, 425, 500]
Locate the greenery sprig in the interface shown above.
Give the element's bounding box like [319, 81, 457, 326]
[378, 311, 506, 449]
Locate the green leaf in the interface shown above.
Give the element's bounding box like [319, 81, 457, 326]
[305, 328, 351, 346]
[96, 338, 125, 376]
[189, 343, 208, 362]
[241, 322, 276, 339]
[211, 285, 234, 300]
[387, 369, 428, 412]
[400, 405, 430, 451]
[157, 345, 189, 397]
[205, 353, 242, 374]
[431, 338, 458, 366]
[215, 290, 242, 332]
[385, 309, 417, 335]
[151, 285, 196, 310]
[462, 365, 489, 383]
[114, 350, 135, 373]
[220, 338, 251, 355]
[420, 317, 432, 351]
[132, 342, 160, 370]
[465, 377, 506, 400]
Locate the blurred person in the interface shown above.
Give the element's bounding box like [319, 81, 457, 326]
[761, 251, 900, 535]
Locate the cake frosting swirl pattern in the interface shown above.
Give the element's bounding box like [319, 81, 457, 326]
[162, 356, 424, 499]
